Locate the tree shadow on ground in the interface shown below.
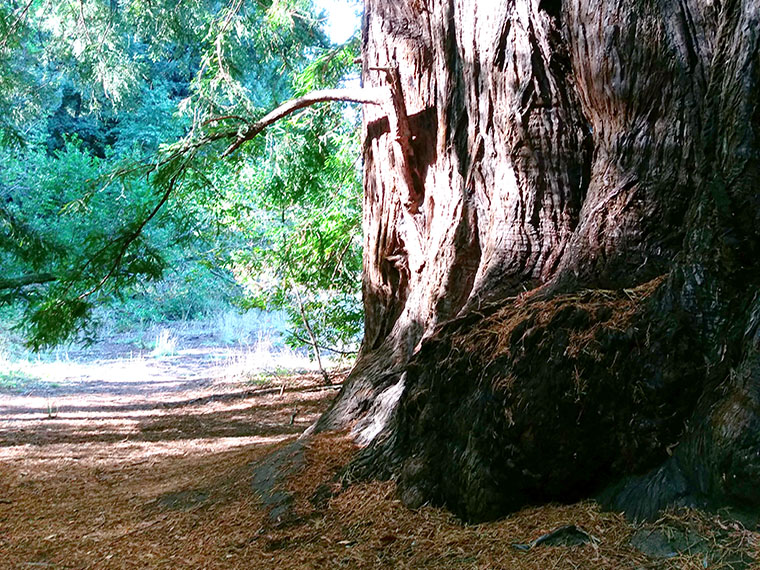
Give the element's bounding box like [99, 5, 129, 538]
[0, 385, 332, 447]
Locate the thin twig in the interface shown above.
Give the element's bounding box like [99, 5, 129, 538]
[201, 114, 248, 126]
[327, 234, 357, 283]
[0, 0, 34, 52]
[77, 0, 94, 45]
[288, 332, 358, 356]
[292, 286, 331, 385]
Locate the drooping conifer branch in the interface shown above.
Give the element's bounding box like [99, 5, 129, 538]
[4, 79, 413, 304]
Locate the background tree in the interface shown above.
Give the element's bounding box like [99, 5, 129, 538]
[0, 0, 363, 351]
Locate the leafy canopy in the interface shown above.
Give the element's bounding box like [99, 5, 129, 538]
[0, 0, 364, 352]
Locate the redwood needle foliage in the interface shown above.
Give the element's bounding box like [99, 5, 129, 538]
[0, 0, 363, 351]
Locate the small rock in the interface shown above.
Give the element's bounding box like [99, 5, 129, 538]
[513, 525, 596, 551]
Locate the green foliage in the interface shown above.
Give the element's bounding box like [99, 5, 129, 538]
[295, 35, 361, 95]
[26, 297, 93, 350]
[0, 140, 197, 347]
[218, 102, 363, 351]
[0, 0, 364, 355]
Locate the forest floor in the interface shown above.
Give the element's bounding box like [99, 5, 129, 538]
[1, 328, 758, 569]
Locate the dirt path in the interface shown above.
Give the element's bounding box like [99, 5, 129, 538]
[0, 347, 342, 569]
[0, 343, 335, 445]
[1, 349, 756, 569]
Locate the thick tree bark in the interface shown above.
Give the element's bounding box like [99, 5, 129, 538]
[317, 0, 760, 523]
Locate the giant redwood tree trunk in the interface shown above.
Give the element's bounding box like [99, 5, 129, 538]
[317, 0, 760, 522]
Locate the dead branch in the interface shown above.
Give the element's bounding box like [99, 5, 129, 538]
[221, 87, 388, 157]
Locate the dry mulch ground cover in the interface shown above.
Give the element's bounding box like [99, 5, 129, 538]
[1, 356, 758, 569]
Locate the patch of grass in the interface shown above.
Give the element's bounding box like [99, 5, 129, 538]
[151, 329, 178, 358]
[214, 339, 330, 385]
[216, 309, 288, 346]
[244, 372, 278, 387]
[0, 368, 41, 393]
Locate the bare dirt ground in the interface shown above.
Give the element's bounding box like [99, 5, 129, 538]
[1, 340, 758, 569]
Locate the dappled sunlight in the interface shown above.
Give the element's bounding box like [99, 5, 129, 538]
[1, 356, 341, 452]
[0, 343, 345, 568]
[0, 434, 295, 467]
[215, 341, 346, 381]
[3, 343, 340, 391]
